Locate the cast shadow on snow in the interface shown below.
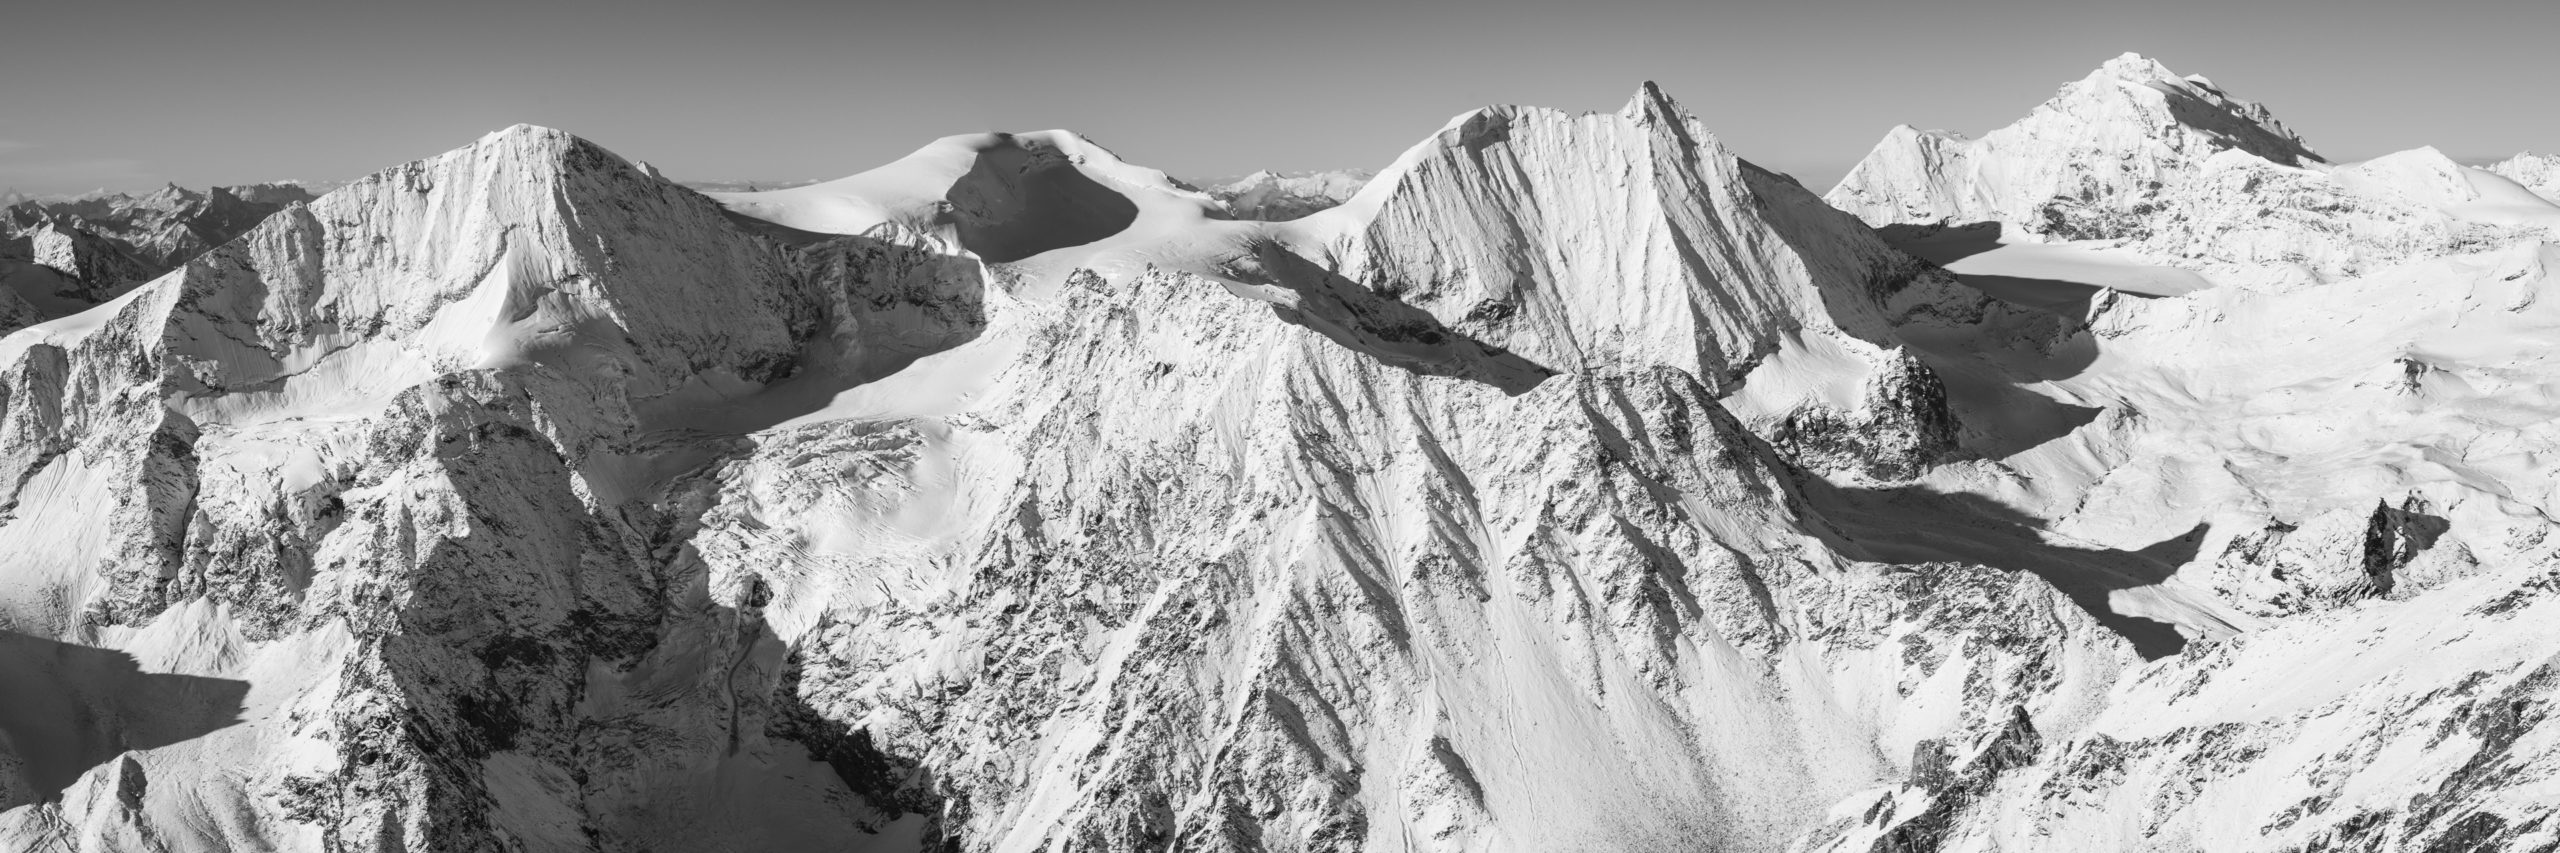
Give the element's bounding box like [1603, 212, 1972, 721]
[359, 424, 940, 850]
[1792, 480, 2206, 659]
[0, 630, 252, 803]
[649, 228, 992, 437]
[947, 143, 1141, 264]
[1233, 241, 1559, 396]
[635, 563, 943, 849]
[1877, 222, 2007, 266]
[711, 149, 1139, 264]
[724, 207, 1551, 406]
[1751, 205, 2114, 439]
[1862, 221, 2127, 444]
[1878, 221, 2137, 318]
[1920, 346, 2109, 460]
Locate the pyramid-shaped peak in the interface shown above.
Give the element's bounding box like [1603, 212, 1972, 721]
[1624, 80, 1678, 115]
[1828, 49, 2323, 233]
[441, 123, 650, 181]
[2046, 52, 2318, 162]
[1617, 82, 1722, 153]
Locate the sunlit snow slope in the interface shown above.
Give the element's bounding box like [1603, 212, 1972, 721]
[0, 55, 2557, 853]
[1794, 54, 2560, 853]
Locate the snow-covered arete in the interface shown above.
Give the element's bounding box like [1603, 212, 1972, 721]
[0, 56, 2556, 853]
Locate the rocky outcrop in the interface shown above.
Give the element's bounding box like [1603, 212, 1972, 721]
[1796, 559, 2560, 852]
[1765, 348, 1959, 481]
[2197, 496, 2467, 619]
[0, 286, 35, 334]
[1791, 706, 2044, 853]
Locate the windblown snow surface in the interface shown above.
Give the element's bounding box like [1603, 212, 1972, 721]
[0, 56, 2557, 853]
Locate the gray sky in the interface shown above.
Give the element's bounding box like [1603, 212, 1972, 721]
[3, 0, 2553, 195]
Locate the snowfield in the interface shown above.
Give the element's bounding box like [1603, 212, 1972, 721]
[0, 54, 2557, 853]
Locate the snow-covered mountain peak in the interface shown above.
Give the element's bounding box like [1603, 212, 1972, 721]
[462, 122, 609, 166]
[1198, 169, 1376, 221]
[0, 121, 821, 437]
[1280, 87, 1973, 478]
[710, 128, 1215, 266]
[1828, 54, 2319, 238]
[1329, 85, 1734, 225]
[10, 62, 2560, 853]
[2341, 145, 2475, 200]
[1620, 79, 1685, 123]
[2090, 50, 2179, 82]
[2067, 52, 2309, 152]
[2491, 150, 2560, 203]
[2084, 50, 2228, 94]
[2113, 143, 2560, 285]
[1832, 52, 2556, 288]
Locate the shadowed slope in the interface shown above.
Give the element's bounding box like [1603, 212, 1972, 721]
[710, 131, 1174, 264]
[0, 632, 249, 804]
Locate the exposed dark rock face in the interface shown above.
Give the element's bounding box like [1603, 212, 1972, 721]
[2201, 495, 2467, 618]
[1767, 348, 1960, 481]
[1876, 707, 2042, 853]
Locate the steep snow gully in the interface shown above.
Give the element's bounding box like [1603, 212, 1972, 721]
[4, 55, 2560, 852]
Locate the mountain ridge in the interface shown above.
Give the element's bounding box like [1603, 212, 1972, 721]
[1826, 52, 2320, 240]
[2, 57, 2559, 852]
